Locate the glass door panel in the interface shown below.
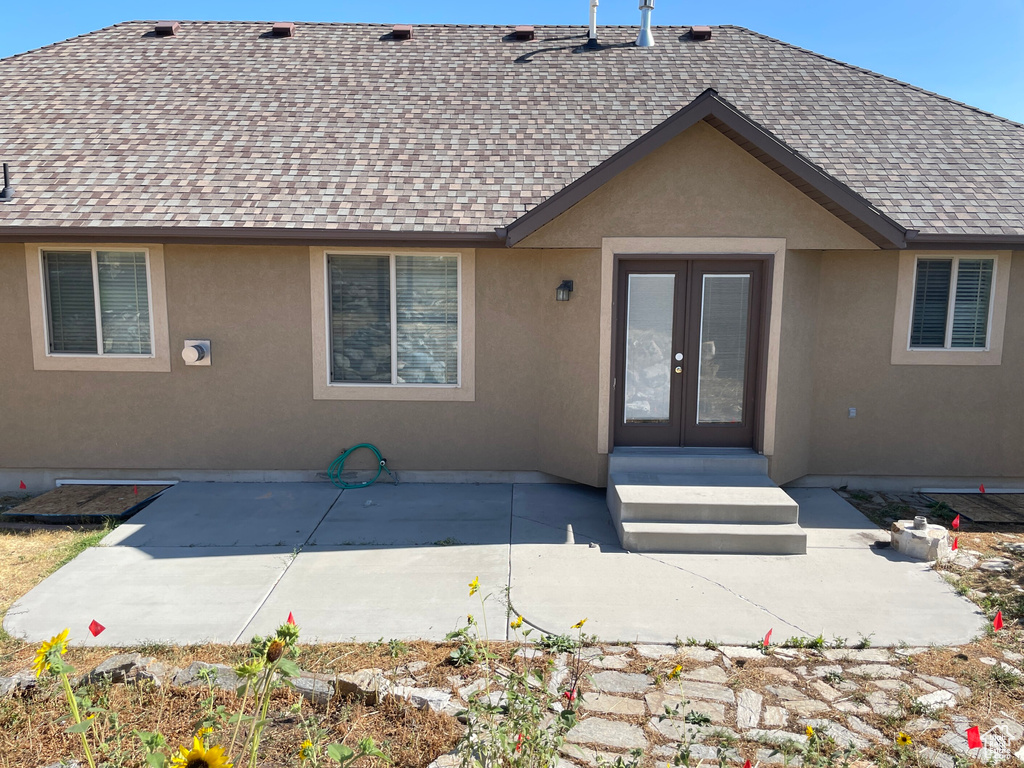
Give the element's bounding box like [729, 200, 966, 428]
[623, 274, 675, 424]
[696, 274, 750, 424]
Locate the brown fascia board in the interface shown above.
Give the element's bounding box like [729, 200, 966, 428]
[903, 232, 1024, 249]
[0, 226, 503, 248]
[503, 88, 912, 250]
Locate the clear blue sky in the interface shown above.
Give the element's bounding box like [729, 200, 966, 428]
[3, 1, 1022, 123]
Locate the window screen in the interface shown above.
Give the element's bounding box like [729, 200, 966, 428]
[44, 251, 98, 353]
[396, 254, 458, 384]
[97, 252, 151, 354]
[950, 259, 993, 348]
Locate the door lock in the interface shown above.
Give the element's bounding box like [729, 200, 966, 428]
[674, 366, 682, 374]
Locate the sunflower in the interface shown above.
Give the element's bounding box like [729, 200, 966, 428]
[897, 732, 912, 746]
[32, 628, 70, 678]
[572, 618, 587, 630]
[805, 725, 815, 738]
[266, 639, 285, 663]
[170, 736, 232, 768]
[469, 577, 480, 596]
[668, 664, 682, 679]
[510, 615, 524, 629]
[298, 739, 314, 761]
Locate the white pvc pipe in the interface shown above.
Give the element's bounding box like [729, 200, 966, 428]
[589, 0, 598, 39]
[55, 479, 178, 487]
[919, 488, 1024, 494]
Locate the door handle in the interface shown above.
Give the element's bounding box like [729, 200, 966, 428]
[674, 366, 683, 374]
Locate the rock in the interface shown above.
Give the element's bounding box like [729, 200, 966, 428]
[547, 665, 569, 696]
[809, 680, 842, 702]
[0, 677, 16, 697]
[678, 647, 721, 663]
[566, 717, 647, 750]
[425, 754, 459, 768]
[766, 684, 806, 701]
[979, 558, 1014, 572]
[634, 644, 676, 659]
[781, 699, 830, 716]
[390, 686, 453, 713]
[763, 705, 788, 727]
[171, 662, 243, 692]
[404, 660, 429, 674]
[979, 656, 999, 666]
[589, 654, 630, 670]
[85, 652, 144, 684]
[823, 648, 891, 663]
[905, 717, 946, 733]
[846, 715, 884, 742]
[589, 671, 652, 695]
[802, 719, 870, 749]
[579, 692, 644, 716]
[939, 731, 1008, 763]
[891, 519, 950, 561]
[602, 645, 632, 655]
[993, 717, 1024, 742]
[334, 668, 390, 703]
[919, 748, 955, 768]
[1004, 650, 1024, 663]
[292, 675, 332, 705]
[808, 665, 843, 679]
[745, 728, 808, 748]
[913, 677, 939, 693]
[916, 674, 971, 699]
[894, 646, 930, 657]
[847, 664, 904, 679]
[873, 679, 910, 692]
[998, 662, 1024, 678]
[763, 666, 800, 683]
[720, 645, 766, 660]
[756, 748, 803, 766]
[672, 679, 734, 704]
[645, 691, 726, 723]
[38, 762, 83, 768]
[559, 743, 627, 768]
[653, 744, 723, 762]
[834, 701, 871, 715]
[736, 689, 763, 729]
[681, 666, 729, 683]
[133, 659, 178, 687]
[916, 689, 957, 711]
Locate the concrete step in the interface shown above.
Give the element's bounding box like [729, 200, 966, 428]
[609, 447, 768, 476]
[608, 473, 799, 524]
[617, 520, 808, 555]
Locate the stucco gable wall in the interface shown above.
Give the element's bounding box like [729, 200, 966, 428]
[517, 121, 876, 251]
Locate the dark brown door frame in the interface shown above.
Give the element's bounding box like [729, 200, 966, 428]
[609, 253, 774, 452]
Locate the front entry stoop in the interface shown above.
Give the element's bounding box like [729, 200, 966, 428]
[607, 448, 806, 554]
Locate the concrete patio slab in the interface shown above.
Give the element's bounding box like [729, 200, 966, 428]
[102, 482, 340, 548]
[5, 546, 294, 645]
[241, 544, 510, 642]
[310, 483, 512, 547]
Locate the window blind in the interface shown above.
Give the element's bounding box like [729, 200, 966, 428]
[97, 252, 151, 354]
[950, 259, 993, 348]
[44, 251, 97, 353]
[396, 254, 458, 384]
[329, 255, 392, 383]
[910, 259, 951, 348]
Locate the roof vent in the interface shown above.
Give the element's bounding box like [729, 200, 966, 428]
[391, 24, 413, 40]
[691, 26, 712, 40]
[0, 163, 13, 202]
[154, 21, 181, 37]
[635, 0, 654, 47]
[272, 22, 295, 38]
[513, 25, 535, 41]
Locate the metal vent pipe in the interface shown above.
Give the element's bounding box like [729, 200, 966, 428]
[635, 0, 655, 47]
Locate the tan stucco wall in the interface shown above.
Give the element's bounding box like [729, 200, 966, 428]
[518, 121, 876, 252]
[0, 243, 606, 486]
[807, 250, 1024, 478]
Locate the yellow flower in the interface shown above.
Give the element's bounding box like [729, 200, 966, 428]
[469, 577, 480, 596]
[32, 628, 70, 678]
[668, 665, 682, 679]
[510, 615, 524, 629]
[897, 732, 912, 746]
[467, 614, 475, 625]
[298, 738, 314, 761]
[572, 618, 587, 629]
[171, 736, 232, 768]
[806, 725, 815, 738]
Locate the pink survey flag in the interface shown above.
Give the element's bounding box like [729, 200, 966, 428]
[994, 611, 1004, 631]
[88, 620, 105, 637]
[966, 726, 982, 749]
[952, 514, 960, 530]
[133, 485, 138, 495]
[762, 628, 772, 647]
[287, 612, 296, 625]
[19, 481, 26, 489]
[980, 484, 986, 493]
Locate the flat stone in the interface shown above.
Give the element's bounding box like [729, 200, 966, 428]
[745, 728, 808, 747]
[781, 699, 831, 716]
[404, 660, 429, 674]
[589, 671, 652, 695]
[905, 717, 946, 733]
[389, 685, 453, 713]
[459, 678, 488, 701]
[559, 744, 626, 768]
[720, 645, 767, 660]
[0, 677, 16, 697]
[602, 645, 632, 654]
[579, 692, 645, 716]
[979, 558, 1014, 572]
[916, 689, 957, 710]
[916, 674, 971, 699]
[589, 655, 630, 670]
[737, 688, 763, 729]
[894, 647, 931, 657]
[86, 652, 144, 684]
[823, 649, 891, 663]
[998, 662, 1024, 678]
[834, 700, 871, 714]
[872, 679, 910, 692]
[980, 656, 1000, 666]
[678, 647, 721, 663]
[1004, 650, 1024, 663]
[566, 717, 647, 750]
[171, 662, 243, 693]
[919, 747, 956, 768]
[808, 665, 843, 679]
[762, 666, 800, 683]
[756, 748, 803, 766]
[653, 744, 724, 762]
[809, 680, 842, 702]
[847, 663, 904, 679]
[763, 705, 788, 727]
[644, 691, 726, 723]
[766, 684, 807, 701]
[676, 679, 735, 704]
[801, 719, 870, 749]
[681, 666, 729, 683]
[634, 644, 677, 659]
[938, 731, 1007, 763]
[913, 677, 939, 693]
[846, 715, 884, 742]
[292, 676, 332, 705]
[993, 717, 1024, 742]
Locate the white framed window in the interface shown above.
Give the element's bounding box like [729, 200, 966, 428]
[309, 247, 475, 401]
[25, 243, 171, 373]
[42, 249, 154, 356]
[891, 251, 1011, 366]
[909, 256, 994, 350]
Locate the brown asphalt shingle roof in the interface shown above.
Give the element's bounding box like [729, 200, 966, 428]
[1, 21, 1022, 237]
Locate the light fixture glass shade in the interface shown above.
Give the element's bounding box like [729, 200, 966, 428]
[556, 280, 574, 301]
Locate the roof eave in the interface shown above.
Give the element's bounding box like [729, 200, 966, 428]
[503, 89, 911, 249]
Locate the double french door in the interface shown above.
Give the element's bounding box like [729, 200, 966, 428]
[614, 259, 763, 448]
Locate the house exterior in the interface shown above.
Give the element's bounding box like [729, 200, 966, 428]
[2, 20, 1023, 494]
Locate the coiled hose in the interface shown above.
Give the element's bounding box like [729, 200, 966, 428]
[327, 443, 398, 489]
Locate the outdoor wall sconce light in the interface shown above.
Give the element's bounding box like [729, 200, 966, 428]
[182, 339, 211, 366]
[556, 280, 574, 301]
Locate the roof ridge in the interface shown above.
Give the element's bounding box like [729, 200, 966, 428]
[718, 25, 1024, 131]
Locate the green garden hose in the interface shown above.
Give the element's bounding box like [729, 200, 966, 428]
[327, 443, 398, 489]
